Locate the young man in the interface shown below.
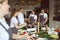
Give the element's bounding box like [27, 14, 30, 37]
[39, 9, 48, 25]
[39, 9, 48, 30]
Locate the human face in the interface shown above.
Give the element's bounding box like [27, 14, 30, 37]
[32, 11, 35, 14]
[1, 0, 10, 15]
[41, 9, 45, 13]
[15, 12, 19, 16]
[20, 9, 23, 12]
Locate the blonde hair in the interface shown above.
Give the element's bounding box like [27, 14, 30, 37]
[0, 0, 6, 4]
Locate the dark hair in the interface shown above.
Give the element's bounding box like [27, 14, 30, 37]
[41, 9, 45, 12]
[32, 10, 35, 12]
[10, 8, 19, 19]
[10, 7, 23, 19]
[41, 9, 45, 10]
[19, 8, 23, 11]
[32, 10, 36, 14]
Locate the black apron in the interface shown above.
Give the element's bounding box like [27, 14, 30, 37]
[11, 16, 26, 34]
[39, 15, 46, 27]
[11, 27, 18, 34]
[40, 15, 45, 24]
[0, 22, 12, 40]
[11, 16, 19, 34]
[30, 16, 35, 24]
[27, 16, 35, 28]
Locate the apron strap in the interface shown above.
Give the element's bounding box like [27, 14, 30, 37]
[0, 22, 8, 32]
[16, 16, 19, 26]
[0, 22, 12, 40]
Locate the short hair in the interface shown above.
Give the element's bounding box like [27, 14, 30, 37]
[32, 10, 35, 12]
[19, 8, 23, 10]
[41, 9, 45, 10]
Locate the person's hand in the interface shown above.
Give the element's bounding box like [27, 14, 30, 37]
[32, 23, 34, 26]
[29, 35, 35, 40]
[24, 23, 27, 26]
[12, 34, 25, 39]
[28, 24, 32, 28]
[43, 22, 45, 24]
[25, 23, 27, 25]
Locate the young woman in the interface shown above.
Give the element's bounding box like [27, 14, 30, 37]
[28, 10, 37, 28]
[0, 0, 11, 40]
[10, 8, 27, 34]
[17, 8, 27, 25]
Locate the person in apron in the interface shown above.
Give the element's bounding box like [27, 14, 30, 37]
[30, 16, 35, 24]
[10, 8, 27, 34]
[10, 8, 32, 40]
[0, 0, 12, 40]
[28, 10, 37, 28]
[27, 10, 37, 40]
[17, 8, 27, 26]
[39, 9, 48, 30]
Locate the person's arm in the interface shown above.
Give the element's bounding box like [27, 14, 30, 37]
[14, 23, 26, 29]
[12, 33, 30, 40]
[34, 15, 37, 23]
[43, 17, 48, 24]
[43, 13, 48, 24]
[33, 19, 37, 24]
[32, 15, 37, 25]
[12, 34, 27, 39]
[28, 17, 30, 23]
[28, 14, 31, 23]
[12, 34, 22, 39]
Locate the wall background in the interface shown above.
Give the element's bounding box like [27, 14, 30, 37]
[49, 0, 60, 28]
